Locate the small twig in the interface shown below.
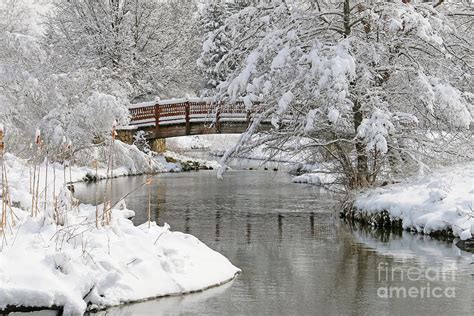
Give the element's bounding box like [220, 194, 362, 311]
[153, 232, 166, 245]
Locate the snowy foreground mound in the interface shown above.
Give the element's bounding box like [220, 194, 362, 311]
[0, 155, 240, 315]
[354, 162, 474, 240]
[0, 209, 239, 314]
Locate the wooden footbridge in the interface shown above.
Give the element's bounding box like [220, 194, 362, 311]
[117, 97, 269, 151]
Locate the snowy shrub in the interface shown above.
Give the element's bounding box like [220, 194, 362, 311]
[113, 142, 166, 174]
[202, 0, 473, 189]
[133, 131, 151, 154]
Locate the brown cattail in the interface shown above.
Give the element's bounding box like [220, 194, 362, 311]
[0, 124, 4, 152]
[112, 119, 118, 140]
[35, 129, 41, 146]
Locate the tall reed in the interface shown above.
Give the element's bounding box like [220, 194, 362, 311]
[31, 129, 43, 217]
[0, 125, 17, 239]
[146, 177, 152, 228]
[102, 121, 117, 226]
[0, 124, 5, 233]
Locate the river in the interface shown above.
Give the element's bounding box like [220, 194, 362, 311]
[74, 170, 473, 315]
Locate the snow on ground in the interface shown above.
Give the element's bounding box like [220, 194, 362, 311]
[0, 154, 240, 314]
[164, 151, 220, 170]
[354, 161, 474, 241]
[166, 135, 240, 152]
[292, 172, 336, 187]
[168, 135, 319, 167]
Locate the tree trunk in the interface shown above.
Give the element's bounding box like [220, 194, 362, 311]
[353, 98, 369, 188]
[343, 0, 369, 188]
[343, 0, 351, 38]
[110, 0, 121, 69]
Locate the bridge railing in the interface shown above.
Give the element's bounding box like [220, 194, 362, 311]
[128, 103, 155, 127]
[128, 98, 254, 128]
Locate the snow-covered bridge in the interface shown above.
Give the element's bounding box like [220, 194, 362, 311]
[117, 98, 269, 151]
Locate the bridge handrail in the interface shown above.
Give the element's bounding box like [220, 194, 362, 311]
[128, 97, 262, 128]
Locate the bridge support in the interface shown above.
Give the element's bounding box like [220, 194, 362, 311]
[116, 129, 134, 145]
[151, 138, 166, 153]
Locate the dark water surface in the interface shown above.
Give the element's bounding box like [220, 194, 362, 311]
[74, 171, 473, 316]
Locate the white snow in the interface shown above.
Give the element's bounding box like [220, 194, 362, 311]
[459, 229, 472, 241]
[127, 102, 155, 110]
[357, 110, 395, 155]
[433, 81, 472, 129]
[164, 150, 220, 170]
[271, 91, 294, 128]
[304, 109, 318, 133]
[327, 108, 339, 124]
[227, 52, 260, 101]
[292, 172, 336, 188]
[0, 154, 240, 314]
[262, 80, 272, 95]
[167, 136, 211, 150]
[166, 135, 241, 154]
[271, 47, 289, 69]
[354, 161, 474, 240]
[189, 135, 319, 169]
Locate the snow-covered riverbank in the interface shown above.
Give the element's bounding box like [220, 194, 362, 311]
[0, 153, 240, 315]
[346, 162, 474, 242]
[168, 135, 317, 166]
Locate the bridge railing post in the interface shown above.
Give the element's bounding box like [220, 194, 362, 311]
[154, 102, 160, 137]
[215, 102, 221, 133]
[185, 101, 191, 135]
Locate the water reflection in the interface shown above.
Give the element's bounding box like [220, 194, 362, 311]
[215, 210, 221, 241]
[90, 280, 235, 316]
[75, 171, 473, 315]
[184, 208, 190, 234]
[246, 212, 251, 245]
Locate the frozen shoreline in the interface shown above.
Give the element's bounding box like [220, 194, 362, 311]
[0, 153, 240, 315]
[344, 162, 474, 242]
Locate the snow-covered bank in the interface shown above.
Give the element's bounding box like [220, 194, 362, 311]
[0, 212, 239, 314]
[0, 154, 240, 315]
[166, 135, 240, 152]
[291, 171, 338, 189]
[167, 135, 323, 174]
[164, 151, 220, 171]
[68, 141, 177, 181]
[346, 162, 474, 241]
[60, 141, 221, 183]
[167, 135, 309, 162]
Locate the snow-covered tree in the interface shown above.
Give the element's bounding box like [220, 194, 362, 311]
[1, 0, 208, 166]
[198, 2, 233, 90]
[206, 0, 473, 189]
[132, 130, 151, 154]
[0, 0, 29, 33]
[0, 1, 47, 151]
[198, 1, 254, 92]
[45, 0, 201, 99]
[0, 1, 129, 158]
